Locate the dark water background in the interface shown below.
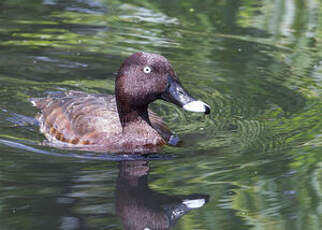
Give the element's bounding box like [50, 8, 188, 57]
[0, 0, 321, 229]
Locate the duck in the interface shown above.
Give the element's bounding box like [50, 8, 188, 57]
[31, 52, 210, 153]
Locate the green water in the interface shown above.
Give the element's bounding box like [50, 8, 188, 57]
[0, 0, 321, 229]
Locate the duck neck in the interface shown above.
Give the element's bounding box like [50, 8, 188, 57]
[118, 105, 152, 131]
[116, 100, 166, 150]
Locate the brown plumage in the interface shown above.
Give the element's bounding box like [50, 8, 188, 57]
[31, 52, 210, 153]
[32, 90, 172, 153]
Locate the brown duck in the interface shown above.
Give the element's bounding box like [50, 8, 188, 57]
[31, 52, 210, 153]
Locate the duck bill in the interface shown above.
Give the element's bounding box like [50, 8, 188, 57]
[161, 76, 210, 114]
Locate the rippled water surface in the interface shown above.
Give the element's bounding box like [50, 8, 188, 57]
[0, 0, 321, 229]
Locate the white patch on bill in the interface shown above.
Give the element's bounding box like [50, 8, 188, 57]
[182, 199, 206, 209]
[183, 100, 209, 113]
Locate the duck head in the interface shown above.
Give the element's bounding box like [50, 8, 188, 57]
[115, 52, 210, 124]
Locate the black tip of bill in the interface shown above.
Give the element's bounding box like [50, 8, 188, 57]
[204, 105, 211, 114]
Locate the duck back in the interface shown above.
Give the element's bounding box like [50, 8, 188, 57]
[32, 91, 173, 152]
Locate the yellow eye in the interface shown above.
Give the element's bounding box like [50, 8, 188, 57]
[143, 66, 152, 74]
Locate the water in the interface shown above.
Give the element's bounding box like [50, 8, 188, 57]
[0, 0, 321, 229]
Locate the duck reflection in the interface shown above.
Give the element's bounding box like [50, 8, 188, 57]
[116, 161, 209, 230]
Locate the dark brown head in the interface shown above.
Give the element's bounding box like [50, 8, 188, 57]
[115, 52, 210, 125]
